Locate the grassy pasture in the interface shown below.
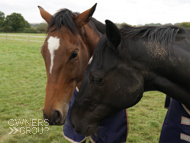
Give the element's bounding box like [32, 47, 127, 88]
[0, 33, 167, 143]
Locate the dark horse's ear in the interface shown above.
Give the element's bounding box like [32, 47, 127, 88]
[105, 20, 121, 49]
[74, 3, 97, 28]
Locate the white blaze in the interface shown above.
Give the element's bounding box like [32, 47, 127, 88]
[47, 36, 60, 74]
[88, 56, 93, 65]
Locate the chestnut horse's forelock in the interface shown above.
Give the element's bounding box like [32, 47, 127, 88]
[39, 4, 103, 125]
[47, 8, 79, 35]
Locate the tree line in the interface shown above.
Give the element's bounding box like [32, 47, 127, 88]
[118, 22, 190, 28]
[0, 11, 47, 33]
[1, 11, 190, 33]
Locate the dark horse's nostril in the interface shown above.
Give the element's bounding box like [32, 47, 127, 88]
[53, 110, 62, 124]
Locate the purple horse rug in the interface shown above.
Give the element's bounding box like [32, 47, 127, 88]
[160, 98, 190, 143]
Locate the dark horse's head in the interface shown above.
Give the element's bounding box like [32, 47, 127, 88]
[71, 18, 190, 135]
[70, 20, 144, 135]
[38, 4, 102, 125]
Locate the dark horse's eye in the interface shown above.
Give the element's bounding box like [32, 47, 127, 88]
[70, 51, 78, 60]
[92, 76, 103, 84]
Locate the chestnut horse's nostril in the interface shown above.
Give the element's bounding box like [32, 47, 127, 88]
[43, 110, 52, 125]
[43, 110, 48, 120]
[43, 109, 65, 125]
[53, 110, 62, 125]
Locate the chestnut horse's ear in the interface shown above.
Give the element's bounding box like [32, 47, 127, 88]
[74, 3, 97, 28]
[105, 20, 121, 49]
[38, 6, 52, 24]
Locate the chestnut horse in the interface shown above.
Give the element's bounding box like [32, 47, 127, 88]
[70, 20, 190, 135]
[38, 4, 104, 125]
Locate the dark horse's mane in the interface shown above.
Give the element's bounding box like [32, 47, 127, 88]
[94, 25, 185, 66]
[47, 9, 79, 34]
[120, 24, 185, 45]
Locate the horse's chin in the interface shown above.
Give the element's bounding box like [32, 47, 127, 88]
[48, 122, 65, 126]
[54, 118, 66, 125]
[76, 125, 99, 136]
[46, 116, 66, 126]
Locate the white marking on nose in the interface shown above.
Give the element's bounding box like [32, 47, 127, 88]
[88, 56, 93, 65]
[47, 36, 60, 74]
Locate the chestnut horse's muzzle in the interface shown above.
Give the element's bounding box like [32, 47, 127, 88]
[43, 109, 66, 125]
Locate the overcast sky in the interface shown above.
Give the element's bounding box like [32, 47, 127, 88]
[1, 0, 190, 25]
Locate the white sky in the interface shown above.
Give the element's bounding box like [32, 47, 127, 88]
[1, 0, 190, 25]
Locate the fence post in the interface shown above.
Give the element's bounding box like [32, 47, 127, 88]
[27, 35, 30, 45]
[6, 34, 7, 43]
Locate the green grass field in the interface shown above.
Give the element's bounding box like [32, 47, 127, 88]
[0, 33, 167, 143]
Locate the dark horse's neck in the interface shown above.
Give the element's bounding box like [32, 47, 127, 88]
[124, 26, 190, 110]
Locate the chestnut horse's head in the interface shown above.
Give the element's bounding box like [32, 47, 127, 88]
[38, 4, 102, 125]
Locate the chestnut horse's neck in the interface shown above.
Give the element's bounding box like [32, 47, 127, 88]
[76, 18, 104, 88]
[90, 17, 105, 34]
[82, 18, 104, 57]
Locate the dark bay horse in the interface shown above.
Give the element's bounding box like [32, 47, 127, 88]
[70, 20, 190, 135]
[38, 4, 104, 125]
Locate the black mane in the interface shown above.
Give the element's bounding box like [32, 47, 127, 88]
[120, 25, 185, 45]
[47, 9, 105, 36]
[47, 9, 79, 34]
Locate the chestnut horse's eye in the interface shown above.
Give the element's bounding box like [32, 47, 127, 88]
[92, 76, 103, 84]
[70, 51, 78, 60]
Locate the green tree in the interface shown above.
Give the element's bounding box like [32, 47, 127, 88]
[25, 20, 31, 28]
[119, 22, 133, 28]
[175, 22, 190, 28]
[0, 11, 5, 31]
[36, 23, 47, 33]
[5, 13, 26, 32]
[0, 11, 5, 25]
[145, 23, 162, 26]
